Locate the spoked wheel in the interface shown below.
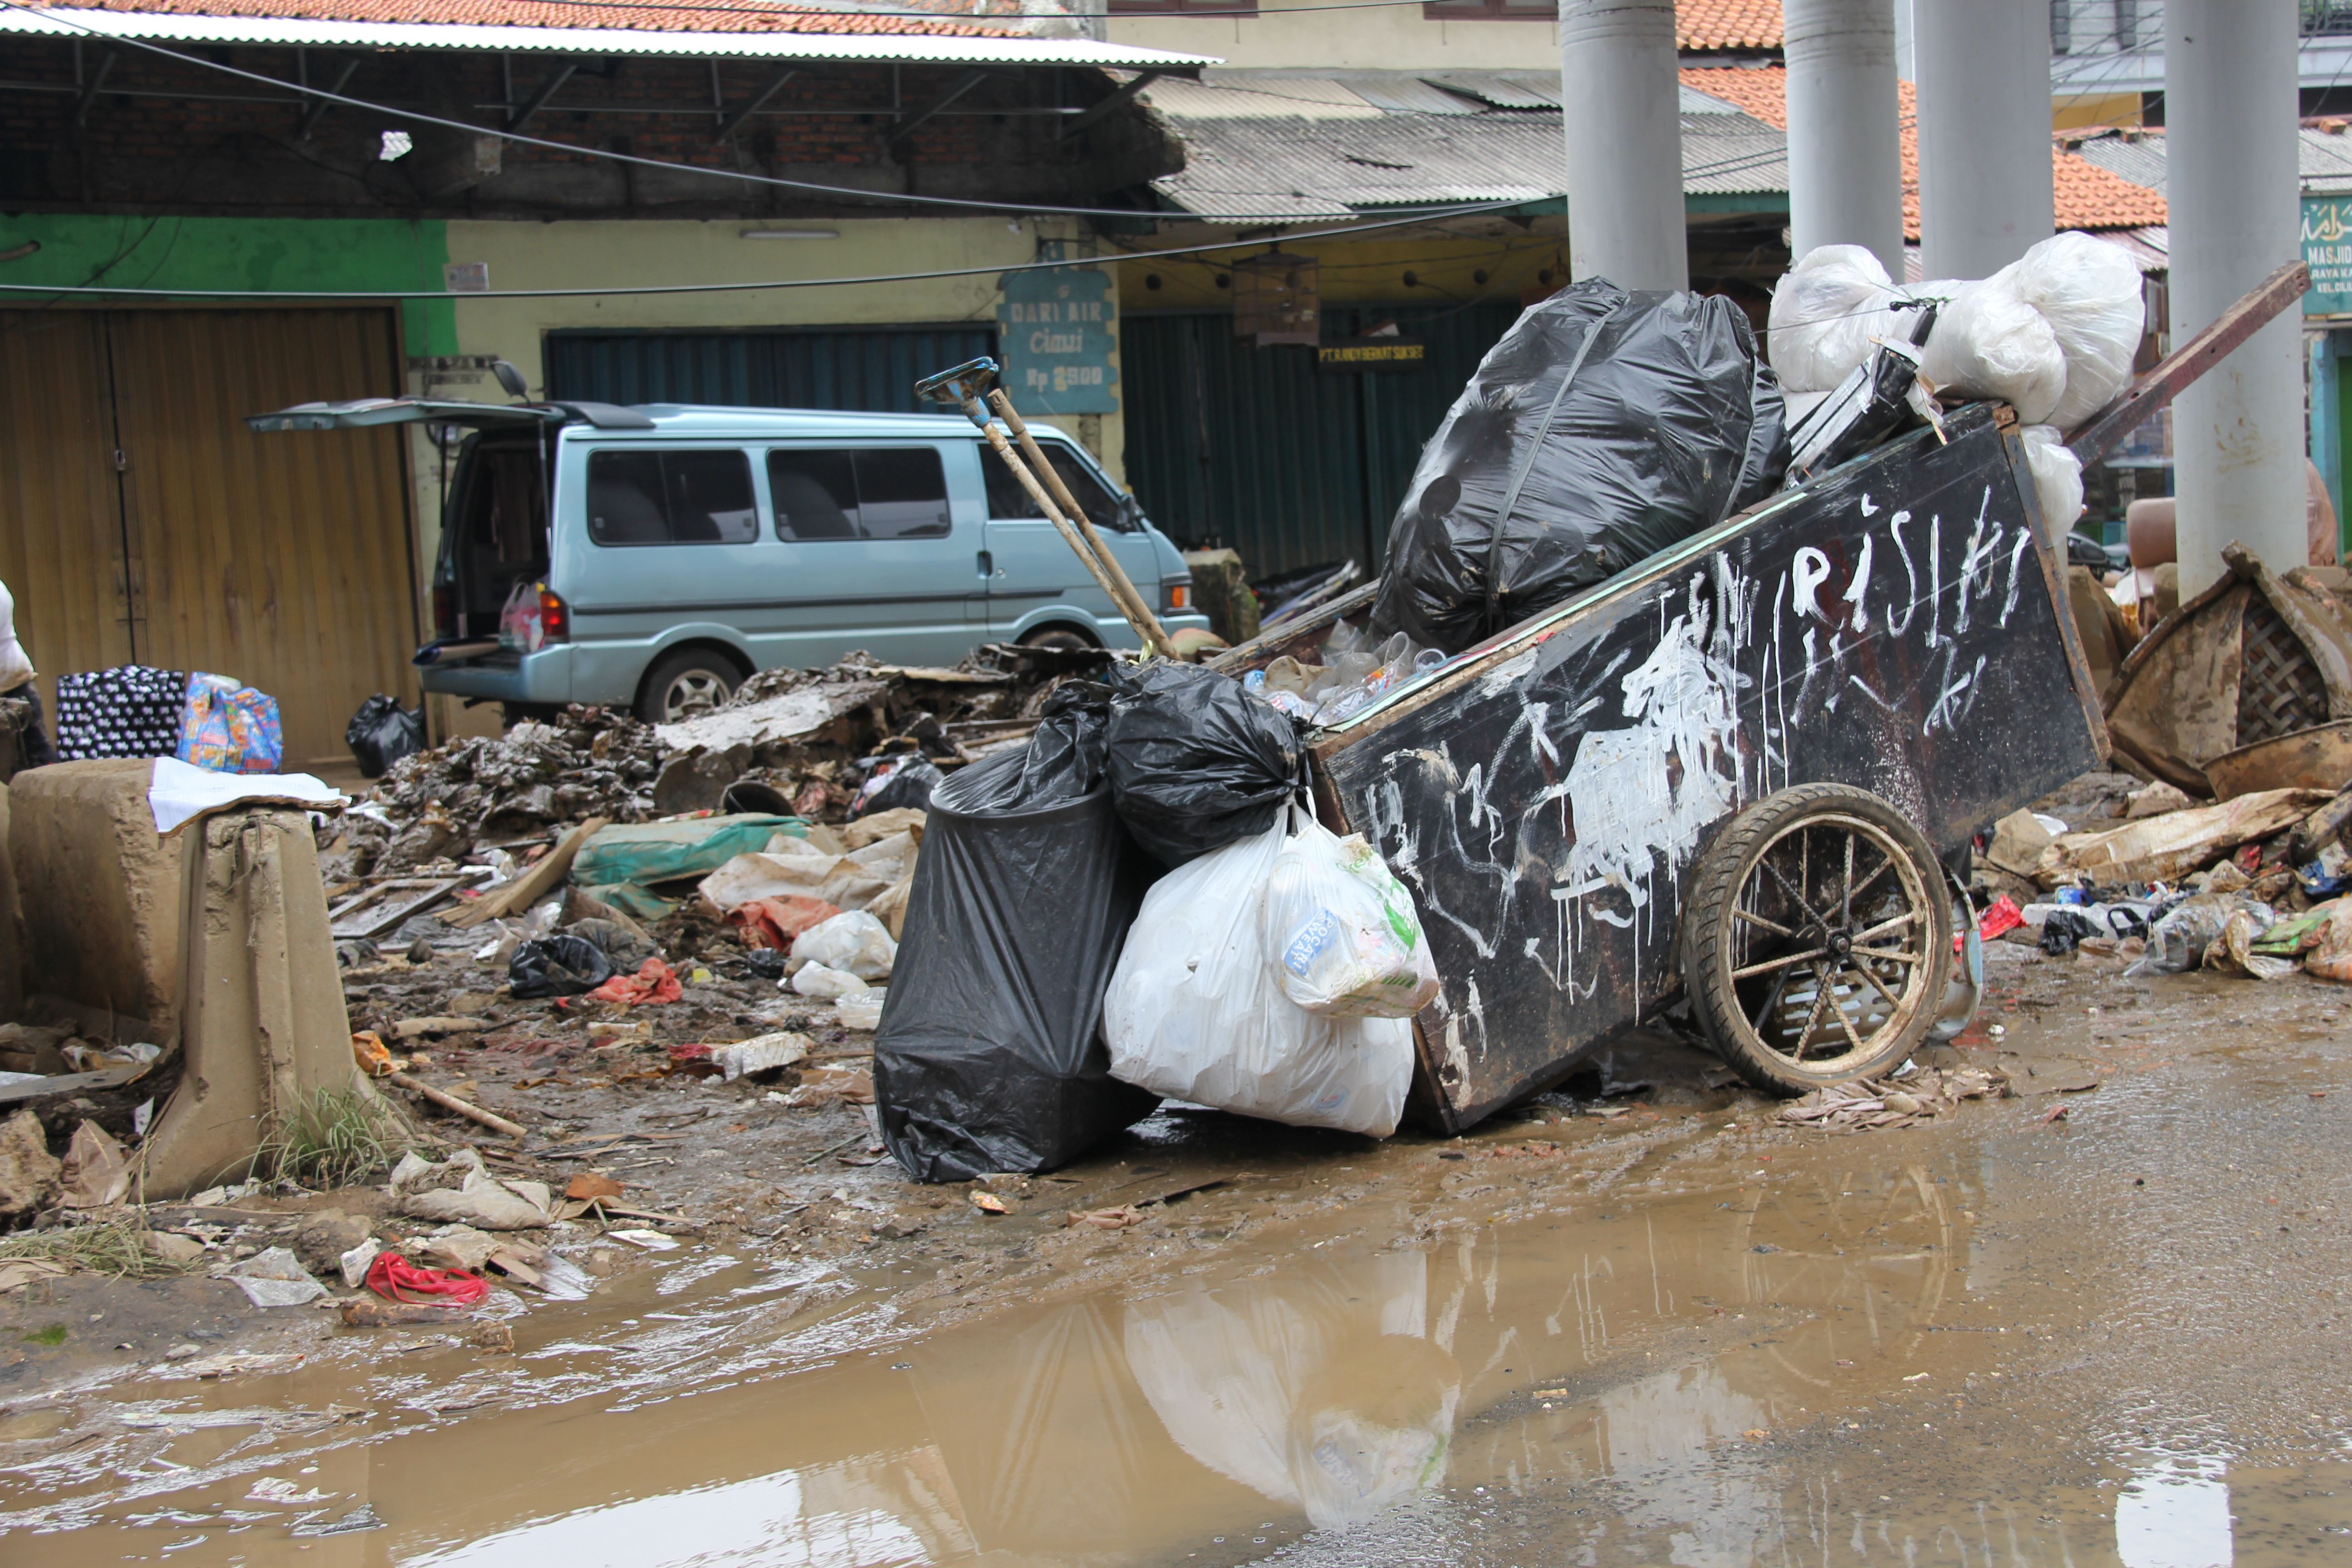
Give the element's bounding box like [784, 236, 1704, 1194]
[1680, 784, 1954, 1093]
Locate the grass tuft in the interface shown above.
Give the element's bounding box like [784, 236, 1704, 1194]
[0, 1217, 189, 1280]
[250, 1087, 411, 1191]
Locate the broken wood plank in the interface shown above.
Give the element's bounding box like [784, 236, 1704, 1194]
[2068, 260, 2311, 465]
[444, 816, 608, 930]
[384, 1071, 526, 1140]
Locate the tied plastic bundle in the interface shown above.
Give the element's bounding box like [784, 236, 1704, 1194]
[1369, 280, 1786, 655]
[1917, 232, 2144, 429]
[2019, 426, 2086, 544]
[1103, 810, 1416, 1137]
[177, 673, 284, 775]
[1262, 818, 1439, 1018]
[1767, 245, 1916, 394]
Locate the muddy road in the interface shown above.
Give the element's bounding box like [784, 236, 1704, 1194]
[4, 944, 2350, 1566]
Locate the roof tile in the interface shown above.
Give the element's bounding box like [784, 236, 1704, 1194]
[1676, 0, 1781, 52]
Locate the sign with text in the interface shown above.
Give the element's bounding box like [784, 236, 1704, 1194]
[2304, 196, 2352, 315]
[998, 267, 1117, 414]
[1318, 338, 1426, 372]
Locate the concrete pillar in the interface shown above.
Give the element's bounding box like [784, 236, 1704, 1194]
[1558, 0, 1688, 291]
[1913, 0, 2054, 279]
[2168, 0, 2306, 593]
[1783, 0, 1906, 276]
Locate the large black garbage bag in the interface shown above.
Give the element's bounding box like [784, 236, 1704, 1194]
[1371, 279, 1788, 653]
[874, 746, 1160, 1181]
[1102, 662, 1307, 867]
[346, 694, 425, 779]
[508, 935, 615, 999]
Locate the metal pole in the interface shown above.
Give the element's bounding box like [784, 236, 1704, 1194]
[2167, 0, 2306, 593]
[1783, 0, 1906, 278]
[1914, 0, 2054, 279]
[1558, 0, 1688, 291]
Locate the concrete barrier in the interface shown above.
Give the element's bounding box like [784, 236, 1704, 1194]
[6, 760, 185, 1044]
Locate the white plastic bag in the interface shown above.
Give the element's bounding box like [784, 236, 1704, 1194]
[1767, 245, 1912, 394]
[1263, 818, 1439, 1017]
[2009, 231, 2145, 429]
[2020, 425, 2085, 544]
[789, 961, 869, 999]
[1919, 277, 2068, 425]
[1103, 815, 1413, 1137]
[788, 909, 896, 980]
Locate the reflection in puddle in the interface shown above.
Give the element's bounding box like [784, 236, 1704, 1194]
[2117, 1456, 2233, 1568]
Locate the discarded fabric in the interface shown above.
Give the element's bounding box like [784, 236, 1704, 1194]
[586, 957, 684, 1006]
[147, 755, 346, 836]
[365, 1250, 490, 1306]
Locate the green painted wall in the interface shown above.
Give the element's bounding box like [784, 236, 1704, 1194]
[0, 214, 456, 353]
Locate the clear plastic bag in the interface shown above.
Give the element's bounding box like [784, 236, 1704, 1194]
[2020, 426, 2086, 544]
[2009, 231, 2146, 430]
[1262, 816, 1440, 1017]
[788, 909, 897, 980]
[1102, 814, 1414, 1137]
[1767, 244, 1914, 394]
[1918, 277, 2068, 426]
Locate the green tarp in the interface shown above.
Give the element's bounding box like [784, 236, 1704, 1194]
[573, 814, 806, 891]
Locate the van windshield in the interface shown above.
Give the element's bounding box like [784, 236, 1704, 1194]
[444, 433, 551, 640]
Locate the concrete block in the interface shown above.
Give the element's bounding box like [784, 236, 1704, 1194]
[6, 761, 185, 1043]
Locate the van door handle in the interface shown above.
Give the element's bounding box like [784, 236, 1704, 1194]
[977, 550, 992, 579]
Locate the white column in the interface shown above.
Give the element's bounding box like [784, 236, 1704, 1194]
[1783, 0, 1906, 276]
[2168, 0, 2306, 593]
[1913, 0, 2054, 279]
[1558, 0, 1687, 291]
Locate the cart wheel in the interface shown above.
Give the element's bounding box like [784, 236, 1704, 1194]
[1680, 784, 1954, 1093]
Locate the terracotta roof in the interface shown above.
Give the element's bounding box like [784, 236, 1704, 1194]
[21, 0, 1022, 37]
[1676, 0, 1781, 52]
[1680, 65, 2170, 238]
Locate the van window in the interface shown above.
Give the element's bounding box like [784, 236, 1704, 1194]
[981, 442, 1132, 531]
[766, 448, 951, 542]
[588, 450, 758, 545]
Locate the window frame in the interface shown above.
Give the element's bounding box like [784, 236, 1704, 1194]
[1419, 0, 1553, 17]
[762, 443, 956, 544]
[582, 446, 761, 549]
[979, 438, 1139, 533]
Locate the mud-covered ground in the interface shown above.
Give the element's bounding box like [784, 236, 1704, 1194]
[5, 924, 2351, 1564]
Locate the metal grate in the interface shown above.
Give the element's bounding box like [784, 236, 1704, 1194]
[2237, 593, 2331, 746]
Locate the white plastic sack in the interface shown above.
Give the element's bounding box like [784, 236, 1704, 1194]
[1767, 245, 1913, 394]
[2020, 426, 2086, 544]
[2009, 231, 2145, 429]
[790, 961, 869, 1000]
[1102, 814, 1414, 1137]
[696, 831, 917, 915]
[788, 909, 896, 980]
[1263, 818, 1439, 1017]
[1919, 277, 2068, 426]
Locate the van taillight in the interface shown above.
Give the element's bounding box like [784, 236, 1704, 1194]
[537, 586, 569, 643]
[434, 583, 457, 639]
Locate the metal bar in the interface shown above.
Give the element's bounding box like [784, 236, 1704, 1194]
[295, 53, 359, 138]
[73, 48, 114, 127]
[986, 386, 1176, 655]
[2066, 259, 2312, 465]
[892, 68, 988, 144]
[711, 64, 797, 142]
[1056, 68, 1161, 140]
[507, 59, 578, 131]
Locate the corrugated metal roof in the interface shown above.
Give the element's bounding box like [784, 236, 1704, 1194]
[0, 2, 1218, 63]
[1147, 74, 1789, 221]
[2066, 126, 2352, 198]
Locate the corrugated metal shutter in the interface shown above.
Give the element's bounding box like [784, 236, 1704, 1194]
[0, 308, 419, 770]
[1121, 304, 1521, 580]
[545, 325, 1000, 413]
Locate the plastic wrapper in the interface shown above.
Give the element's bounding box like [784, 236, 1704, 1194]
[177, 674, 284, 775]
[2121, 895, 2273, 977]
[1918, 275, 2068, 426]
[507, 934, 615, 998]
[874, 746, 1160, 1181]
[1768, 244, 1915, 394]
[1103, 813, 1414, 1137]
[2009, 231, 2146, 429]
[2019, 425, 2086, 544]
[1104, 662, 1308, 867]
[787, 909, 897, 980]
[344, 694, 425, 779]
[1262, 817, 1440, 1017]
[1370, 280, 1788, 654]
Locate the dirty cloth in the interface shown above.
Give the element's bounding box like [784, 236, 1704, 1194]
[56, 665, 189, 762]
[147, 755, 347, 836]
[388, 1149, 555, 1230]
[585, 958, 682, 1007]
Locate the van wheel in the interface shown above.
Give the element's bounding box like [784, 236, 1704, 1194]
[1019, 626, 1096, 654]
[636, 649, 740, 723]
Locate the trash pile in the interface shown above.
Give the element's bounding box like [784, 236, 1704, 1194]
[1778, 1062, 2011, 1132]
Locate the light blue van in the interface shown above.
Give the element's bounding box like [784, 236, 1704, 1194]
[252, 397, 1208, 722]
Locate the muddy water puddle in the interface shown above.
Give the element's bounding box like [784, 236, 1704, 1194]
[7, 1117, 2344, 1566]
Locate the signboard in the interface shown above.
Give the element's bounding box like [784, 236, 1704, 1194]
[1317, 339, 1426, 372]
[2304, 196, 2352, 315]
[998, 267, 1117, 414]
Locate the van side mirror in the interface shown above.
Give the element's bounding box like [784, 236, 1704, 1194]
[491, 360, 530, 400]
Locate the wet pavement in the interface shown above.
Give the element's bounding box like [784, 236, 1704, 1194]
[5, 949, 2352, 1566]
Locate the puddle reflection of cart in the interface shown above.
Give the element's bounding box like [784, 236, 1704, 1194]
[1208, 265, 2301, 1131]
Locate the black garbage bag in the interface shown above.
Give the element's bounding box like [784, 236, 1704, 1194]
[1102, 662, 1307, 867]
[860, 756, 945, 816]
[874, 746, 1160, 1181]
[1370, 279, 1788, 653]
[2039, 910, 2092, 956]
[345, 694, 426, 779]
[508, 935, 615, 999]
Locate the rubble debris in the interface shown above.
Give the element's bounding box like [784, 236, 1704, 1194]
[388, 1148, 554, 1230]
[0, 1107, 62, 1218]
[1779, 1065, 2011, 1131]
[2036, 788, 2329, 887]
